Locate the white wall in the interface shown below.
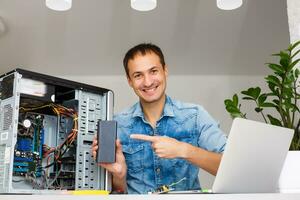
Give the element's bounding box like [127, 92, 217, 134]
[287, 0, 300, 43]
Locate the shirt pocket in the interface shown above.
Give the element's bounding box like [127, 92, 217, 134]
[169, 132, 193, 167]
[171, 131, 193, 144]
[122, 144, 144, 173]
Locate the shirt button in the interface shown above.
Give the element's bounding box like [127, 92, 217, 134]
[156, 168, 160, 173]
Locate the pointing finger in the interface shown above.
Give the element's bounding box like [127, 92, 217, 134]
[130, 134, 158, 142]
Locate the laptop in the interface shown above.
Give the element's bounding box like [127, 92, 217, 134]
[212, 118, 294, 193]
[168, 118, 294, 194]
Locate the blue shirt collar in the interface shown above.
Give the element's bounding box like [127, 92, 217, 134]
[132, 95, 175, 119]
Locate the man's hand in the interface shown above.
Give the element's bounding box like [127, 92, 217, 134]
[130, 134, 222, 176]
[91, 135, 127, 179]
[130, 134, 185, 159]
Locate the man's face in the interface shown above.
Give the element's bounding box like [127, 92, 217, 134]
[127, 52, 168, 104]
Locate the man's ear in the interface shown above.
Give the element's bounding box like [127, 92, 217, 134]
[164, 65, 169, 77]
[127, 76, 133, 88]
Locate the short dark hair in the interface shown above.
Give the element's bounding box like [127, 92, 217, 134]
[123, 43, 166, 77]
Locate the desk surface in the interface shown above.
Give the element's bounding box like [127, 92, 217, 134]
[0, 194, 300, 200]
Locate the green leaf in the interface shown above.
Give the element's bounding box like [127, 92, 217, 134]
[289, 40, 300, 52]
[291, 49, 300, 59]
[274, 71, 285, 78]
[255, 107, 263, 113]
[265, 93, 277, 97]
[268, 83, 278, 95]
[233, 94, 238, 107]
[266, 63, 285, 74]
[272, 53, 281, 57]
[280, 50, 290, 58]
[267, 115, 282, 126]
[279, 51, 290, 69]
[282, 101, 293, 110]
[265, 75, 281, 86]
[241, 87, 261, 100]
[230, 113, 244, 119]
[253, 87, 261, 99]
[226, 105, 245, 119]
[274, 106, 280, 113]
[258, 94, 267, 106]
[275, 88, 280, 96]
[288, 58, 300, 71]
[290, 103, 300, 112]
[282, 86, 294, 98]
[283, 75, 295, 85]
[225, 105, 240, 114]
[295, 68, 300, 78]
[273, 99, 280, 105]
[224, 99, 233, 106]
[287, 71, 296, 82]
[242, 97, 255, 100]
[282, 100, 299, 112]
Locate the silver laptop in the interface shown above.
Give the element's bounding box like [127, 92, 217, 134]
[212, 118, 294, 193]
[164, 118, 293, 194]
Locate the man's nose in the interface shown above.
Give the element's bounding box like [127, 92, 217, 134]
[143, 74, 153, 87]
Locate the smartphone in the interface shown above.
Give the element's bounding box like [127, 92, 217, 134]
[96, 120, 117, 163]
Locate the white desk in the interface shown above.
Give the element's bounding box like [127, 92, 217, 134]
[0, 194, 300, 200]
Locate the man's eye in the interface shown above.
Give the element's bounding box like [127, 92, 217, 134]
[151, 70, 158, 74]
[134, 74, 141, 78]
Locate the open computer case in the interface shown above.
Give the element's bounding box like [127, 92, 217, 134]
[0, 68, 114, 194]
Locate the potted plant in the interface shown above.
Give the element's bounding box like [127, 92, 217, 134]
[224, 40, 300, 192]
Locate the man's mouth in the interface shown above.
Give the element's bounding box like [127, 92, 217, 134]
[142, 86, 158, 93]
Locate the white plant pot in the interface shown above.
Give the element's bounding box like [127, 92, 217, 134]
[278, 151, 300, 193]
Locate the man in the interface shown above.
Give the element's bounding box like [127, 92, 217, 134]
[92, 43, 227, 194]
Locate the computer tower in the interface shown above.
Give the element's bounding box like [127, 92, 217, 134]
[0, 68, 114, 193]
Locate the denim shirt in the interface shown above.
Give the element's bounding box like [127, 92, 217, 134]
[114, 96, 227, 194]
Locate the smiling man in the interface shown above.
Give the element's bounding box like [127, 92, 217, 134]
[92, 43, 227, 194]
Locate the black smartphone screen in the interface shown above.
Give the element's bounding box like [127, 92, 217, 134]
[97, 120, 117, 163]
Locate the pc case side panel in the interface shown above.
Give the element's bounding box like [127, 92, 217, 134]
[104, 91, 114, 191]
[0, 72, 21, 193]
[75, 90, 107, 190]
